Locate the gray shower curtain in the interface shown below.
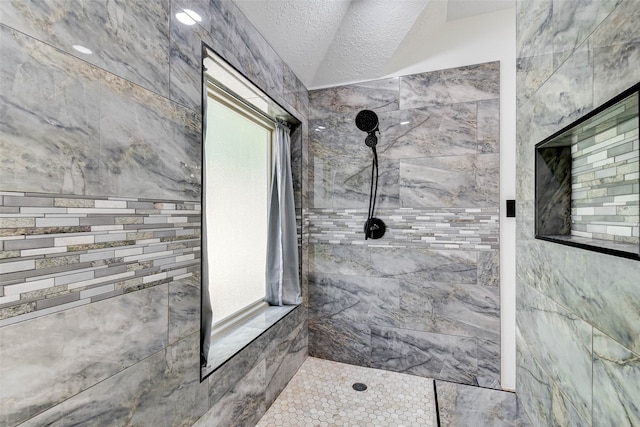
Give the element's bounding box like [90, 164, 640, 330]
[265, 119, 302, 306]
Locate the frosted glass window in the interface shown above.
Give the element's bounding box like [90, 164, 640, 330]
[205, 93, 272, 324]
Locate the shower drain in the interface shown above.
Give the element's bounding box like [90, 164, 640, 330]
[352, 382, 367, 391]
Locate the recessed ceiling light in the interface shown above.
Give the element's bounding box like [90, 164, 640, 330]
[400, 121, 410, 125]
[72, 45, 92, 55]
[176, 9, 202, 26]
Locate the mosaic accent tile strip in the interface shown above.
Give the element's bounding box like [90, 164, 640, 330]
[256, 356, 436, 427]
[0, 192, 201, 325]
[307, 207, 499, 250]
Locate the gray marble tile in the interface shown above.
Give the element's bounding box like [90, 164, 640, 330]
[535, 147, 572, 235]
[516, 55, 554, 106]
[589, 0, 640, 104]
[368, 247, 478, 284]
[398, 281, 500, 342]
[208, 359, 267, 427]
[551, 0, 620, 68]
[516, 0, 554, 59]
[523, 240, 640, 355]
[593, 329, 640, 427]
[516, 331, 589, 427]
[20, 333, 208, 427]
[311, 156, 400, 208]
[380, 103, 479, 159]
[0, 0, 171, 97]
[309, 78, 399, 119]
[169, 0, 209, 111]
[309, 273, 399, 325]
[436, 380, 531, 426]
[207, 306, 304, 403]
[309, 111, 385, 160]
[168, 272, 200, 344]
[265, 319, 308, 408]
[516, 281, 593, 423]
[477, 98, 500, 153]
[529, 47, 593, 140]
[0, 285, 169, 426]
[308, 318, 371, 366]
[477, 250, 500, 287]
[0, 26, 201, 200]
[370, 326, 478, 384]
[204, 0, 285, 105]
[310, 244, 373, 277]
[399, 154, 499, 208]
[399, 62, 499, 110]
[476, 338, 501, 389]
[283, 66, 309, 119]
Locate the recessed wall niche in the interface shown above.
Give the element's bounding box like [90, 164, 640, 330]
[535, 82, 640, 260]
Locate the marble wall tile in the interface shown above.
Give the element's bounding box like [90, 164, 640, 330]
[207, 307, 305, 404]
[370, 326, 478, 384]
[208, 360, 267, 427]
[283, 66, 310, 120]
[368, 247, 478, 284]
[529, 46, 594, 139]
[0, 26, 201, 200]
[204, 0, 285, 104]
[535, 147, 572, 235]
[308, 318, 371, 366]
[312, 156, 400, 208]
[399, 62, 499, 110]
[265, 319, 308, 408]
[524, 240, 640, 355]
[589, 0, 640, 106]
[0, 0, 171, 98]
[380, 103, 479, 159]
[436, 380, 532, 426]
[309, 78, 399, 119]
[477, 250, 500, 287]
[309, 273, 399, 325]
[551, 0, 621, 68]
[516, 331, 588, 427]
[516, 0, 554, 59]
[310, 244, 373, 277]
[516, 55, 554, 106]
[516, 282, 593, 423]
[592, 329, 640, 427]
[399, 154, 499, 208]
[476, 338, 501, 389]
[477, 99, 501, 153]
[397, 280, 500, 342]
[0, 285, 169, 426]
[19, 333, 208, 427]
[169, 271, 200, 345]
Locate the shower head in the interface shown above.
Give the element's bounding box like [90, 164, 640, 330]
[365, 133, 378, 148]
[355, 110, 379, 133]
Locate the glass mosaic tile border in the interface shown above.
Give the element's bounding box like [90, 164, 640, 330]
[0, 192, 200, 325]
[307, 207, 499, 250]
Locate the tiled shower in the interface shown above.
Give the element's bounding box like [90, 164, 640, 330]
[1, 0, 639, 426]
[306, 64, 502, 388]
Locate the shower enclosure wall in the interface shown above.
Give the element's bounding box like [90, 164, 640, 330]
[307, 63, 502, 388]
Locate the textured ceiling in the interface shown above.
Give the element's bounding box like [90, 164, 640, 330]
[233, 0, 513, 89]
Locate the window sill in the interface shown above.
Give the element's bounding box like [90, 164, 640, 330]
[201, 304, 298, 378]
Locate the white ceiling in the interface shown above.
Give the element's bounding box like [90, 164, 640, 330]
[232, 0, 514, 89]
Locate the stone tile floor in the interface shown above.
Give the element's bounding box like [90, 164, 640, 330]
[257, 357, 531, 427]
[256, 357, 436, 426]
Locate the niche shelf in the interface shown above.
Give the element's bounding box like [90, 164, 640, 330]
[535, 83, 640, 261]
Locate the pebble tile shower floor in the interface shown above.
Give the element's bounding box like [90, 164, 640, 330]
[256, 357, 436, 427]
